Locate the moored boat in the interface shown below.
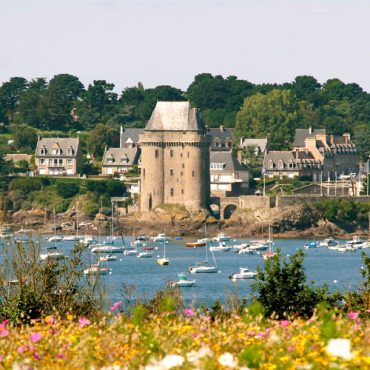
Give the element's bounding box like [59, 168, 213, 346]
[229, 267, 257, 281]
[153, 233, 171, 243]
[91, 245, 124, 253]
[212, 233, 231, 242]
[185, 240, 206, 248]
[209, 243, 232, 252]
[99, 254, 118, 262]
[83, 264, 110, 276]
[137, 251, 153, 258]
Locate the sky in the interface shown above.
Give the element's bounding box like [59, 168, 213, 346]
[1, 0, 370, 92]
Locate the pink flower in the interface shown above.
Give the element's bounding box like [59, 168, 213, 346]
[280, 320, 290, 328]
[0, 320, 9, 330]
[33, 353, 41, 360]
[56, 353, 66, 359]
[184, 308, 194, 317]
[348, 312, 359, 320]
[110, 301, 123, 311]
[18, 345, 27, 353]
[256, 331, 267, 338]
[30, 333, 43, 343]
[288, 346, 295, 352]
[0, 329, 8, 337]
[365, 309, 370, 313]
[78, 317, 90, 327]
[45, 316, 55, 325]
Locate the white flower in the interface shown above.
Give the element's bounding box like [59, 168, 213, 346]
[187, 346, 212, 364]
[145, 354, 185, 370]
[326, 338, 354, 360]
[218, 352, 238, 368]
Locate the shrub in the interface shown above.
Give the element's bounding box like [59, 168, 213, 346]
[252, 249, 337, 319]
[56, 182, 80, 198]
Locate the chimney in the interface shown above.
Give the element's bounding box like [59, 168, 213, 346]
[220, 124, 224, 132]
[308, 126, 312, 134]
[343, 133, 350, 144]
[329, 135, 334, 145]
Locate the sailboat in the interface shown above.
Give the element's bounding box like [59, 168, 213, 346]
[189, 223, 218, 273]
[63, 207, 83, 241]
[261, 224, 276, 260]
[157, 240, 170, 265]
[47, 209, 63, 242]
[103, 203, 119, 245]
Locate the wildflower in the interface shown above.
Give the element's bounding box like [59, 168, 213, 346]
[348, 312, 359, 320]
[0, 320, 9, 330]
[183, 308, 194, 317]
[326, 338, 354, 360]
[145, 354, 184, 370]
[45, 316, 55, 325]
[17, 345, 27, 353]
[56, 353, 66, 359]
[280, 320, 290, 328]
[218, 352, 238, 368]
[186, 346, 212, 364]
[0, 329, 8, 337]
[110, 301, 123, 311]
[30, 333, 43, 343]
[33, 353, 41, 360]
[78, 317, 90, 327]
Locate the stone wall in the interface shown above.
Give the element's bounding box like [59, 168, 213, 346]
[275, 195, 370, 208]
[238, 196, 275, 210]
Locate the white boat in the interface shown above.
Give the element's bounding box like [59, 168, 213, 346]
[157, 240, 170, 265]
[135, 235, 149, 241]
[249, 242, 269, 251]
[153, 233, 171, 243]
[337, 244, 356, 252]
[40, 250, 65, 261]
[91, 245, 124, 253]
[236, 246, 255, 255]
[319, 238, 339, 247]
[63, 235, 83, 241]
[171, 274, 196, 287]
[99, 254, 118, 262]
[346, 236, 367, 249]
[189, 224, 218, 273]
[209, 243, 232, 252]
[47, 235, 63, 242]
[137, 251, 153, 258]
[131, 239, 145, 248]
[81, 236, 97, 246]
[83, 264, 111, 276]
[261, 225, 276, 260]
[304, 241, 318, 249]
[229, 267, 257, 280]
[124, 249, 138, 256]
[212, 233, 231, 242]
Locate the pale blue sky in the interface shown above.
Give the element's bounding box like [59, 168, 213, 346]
[1, 0, 369, 92]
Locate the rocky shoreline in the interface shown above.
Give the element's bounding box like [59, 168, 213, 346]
[3, 204, 370, 240]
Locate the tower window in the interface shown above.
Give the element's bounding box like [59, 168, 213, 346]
[187, 152, 189, 158]
[181, 189, 184, 194]
[143, 168, 145, 177]
[170, 188, 174, 196]
[192, 171, 195, 177]
[170, 149, 174, 158]
[182, 163, 185, 169]
[155, 149, 159, 159]
[170, 169, 174, 176]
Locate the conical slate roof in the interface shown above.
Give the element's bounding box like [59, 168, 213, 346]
[145, 101, 205, 132]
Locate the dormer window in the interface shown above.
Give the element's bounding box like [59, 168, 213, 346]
[40, 149, 45, 155]
[67, 148, 73, 155]
[53, 149, 60, 155]
[278, 160, 284, 170]
[268, 161, 274, 170]
[288, 161, 294, 169]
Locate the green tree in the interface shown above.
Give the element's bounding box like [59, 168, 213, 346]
[16, 78, 49, 129]
[45, 74, 84, 131]
[86, 124, 114, 158]
[235, 90, 303, 150]
[0, 77, 28, 124]
[10, 125, 38, 151]
[252, 249, 333, 319]
[353, 123, 370, 161]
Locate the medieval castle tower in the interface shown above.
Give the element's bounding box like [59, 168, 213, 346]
[139, 101, 211, 212]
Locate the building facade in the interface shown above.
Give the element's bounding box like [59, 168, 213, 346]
[139, 101, 211, 212]
[263, 128, 359, 181]
[210, 151, 249, 196]
[101, 147, 140, 175]
[35, 137, 82, 175]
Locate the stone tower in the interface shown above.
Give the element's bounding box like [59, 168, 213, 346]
[139, 101, 211, 212]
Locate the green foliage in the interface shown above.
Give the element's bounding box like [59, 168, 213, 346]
[9, 177, 48, 193]
[315, 199, 370, 225]
[56, 182, 80, 198]
[86, 179, 125, 197]
[0, 240, 102, 323]
[10, 124, 38, 152]
[86, 124, 118, 158]
[252, 249, 334, 319]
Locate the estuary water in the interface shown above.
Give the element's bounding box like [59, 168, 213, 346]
[49, 236, 368, 308]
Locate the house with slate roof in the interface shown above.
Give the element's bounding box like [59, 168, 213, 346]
[35, 137, 82, 175]
[101, 147, 140, 175]
[207, 125, 233, 151]
[263, 127, 359, 181]
[210, 151, 249, 196]
[120, 127, 144, 148]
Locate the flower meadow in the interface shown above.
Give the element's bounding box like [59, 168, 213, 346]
[0, 306, 369, 370]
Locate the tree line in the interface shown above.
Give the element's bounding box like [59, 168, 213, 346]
[0, 73, 369, 159]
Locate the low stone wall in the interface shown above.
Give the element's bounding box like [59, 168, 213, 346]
[275, 195, 370, 208]
[238, 196, 275, 210]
